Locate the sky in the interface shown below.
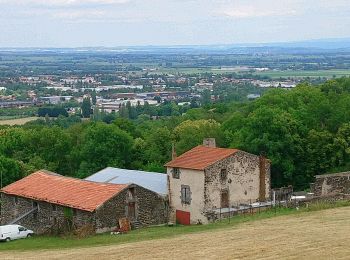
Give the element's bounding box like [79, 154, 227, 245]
[1, 0, 350, 47]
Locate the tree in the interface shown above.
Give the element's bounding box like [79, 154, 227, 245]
[91, 91, 97, 105]
[0, 156, 24, 187]
[75, 123, 133, 178]
[81, 98, 92, 118]
[174, 119, 225, 155]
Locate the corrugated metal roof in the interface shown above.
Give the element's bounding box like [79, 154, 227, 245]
[85, 167, 167, 195]
[1, 171, 129, 212]
[165, 145, 239, 170]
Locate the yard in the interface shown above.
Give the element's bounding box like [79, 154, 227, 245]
[1, 203, 350, 259]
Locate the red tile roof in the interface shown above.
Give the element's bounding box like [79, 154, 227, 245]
[0, 170, 129, 212]
[165, 145, 239, 170]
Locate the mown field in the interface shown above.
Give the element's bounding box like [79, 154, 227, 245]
[1, 204, 350, 259]
[0, 117, 38, 125]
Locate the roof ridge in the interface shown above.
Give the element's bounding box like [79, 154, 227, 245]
[165, 145, 240, 170]
[1, 171, 130, 212]
[33, 170, 129, 188]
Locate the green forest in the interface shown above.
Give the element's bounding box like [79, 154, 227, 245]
[1, 78, 350, 190]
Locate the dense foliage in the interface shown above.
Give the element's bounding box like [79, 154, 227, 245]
[1, 78, 350, 190]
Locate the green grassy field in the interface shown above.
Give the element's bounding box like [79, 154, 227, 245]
[1, 200, 349, 251]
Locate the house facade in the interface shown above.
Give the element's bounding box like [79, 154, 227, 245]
[0, 170, 168, 234]
[165, 139, 271, 224]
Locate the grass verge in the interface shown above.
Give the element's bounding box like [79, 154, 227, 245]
[1, 200, 350, 251]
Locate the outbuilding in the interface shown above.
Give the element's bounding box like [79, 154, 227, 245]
[0, 170, 168, 234]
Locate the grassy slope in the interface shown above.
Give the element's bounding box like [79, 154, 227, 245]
[1, 200, 349, 251]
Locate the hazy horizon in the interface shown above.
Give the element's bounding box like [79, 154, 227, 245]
[1, 0, 350, 48]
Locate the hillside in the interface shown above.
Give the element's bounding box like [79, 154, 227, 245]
[1, 206, 350, 259]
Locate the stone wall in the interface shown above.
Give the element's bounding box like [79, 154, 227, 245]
[0, 193, 94, 234]
[94, 185, 168, 233]
[312, 172, 350, 196]
[204, 151, 271, 213]
[136, 185, 168, 226]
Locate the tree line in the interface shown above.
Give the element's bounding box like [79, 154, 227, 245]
[1, 78, 350, 190]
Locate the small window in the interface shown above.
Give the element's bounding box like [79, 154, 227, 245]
[172, 168, 180, 179]
[52, 204, 57, 211]
[128, 187, 135, 199]
[72, 208, 77, 216]
[220, 169, 227, 181]
[14, 197, 19, 204]
[18, 226, 26, 232]
[181, 185, 191, 205]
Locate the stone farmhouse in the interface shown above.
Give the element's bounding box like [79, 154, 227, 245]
[0, 170, 168, 234]
[311, 172, 350, 196]
[165, 139, 271, 225]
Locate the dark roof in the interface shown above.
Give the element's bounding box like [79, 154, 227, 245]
[165, 145, 239, 170]
[1, 170, 129, 212]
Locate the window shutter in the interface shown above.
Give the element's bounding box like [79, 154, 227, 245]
[187, 188, 192, 204]
[181, 186, 185, 203]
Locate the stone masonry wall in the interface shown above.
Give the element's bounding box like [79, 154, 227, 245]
[204, 151, 271, 215]
[312, 172, 350, 196]
[136, 186, 168, 226]
[95, 185, 168, 233]
[0, 193, 94, 234]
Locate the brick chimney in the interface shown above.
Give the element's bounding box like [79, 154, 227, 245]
[203, 138, 216, 148]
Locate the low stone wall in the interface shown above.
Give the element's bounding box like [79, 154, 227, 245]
[312, 172, 350, 196]
[299, 193, 350, 206]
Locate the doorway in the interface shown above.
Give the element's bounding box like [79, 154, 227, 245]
[221, 190, 229, 208]
[128, 202, 136, 220]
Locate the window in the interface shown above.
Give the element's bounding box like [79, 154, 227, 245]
[220, 169, 227, 182]
[172, 168, 180, 179]
[52, 204, 57, 211]
[128, 187, 135, 200]
[18, 226, 26, 232]
[181, 185, 191, 205]
[14, 197, 18, 204]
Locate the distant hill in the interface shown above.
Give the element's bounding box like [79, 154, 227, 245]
[2, 38, 350, 54]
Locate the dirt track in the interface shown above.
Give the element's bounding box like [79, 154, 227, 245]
[2, 207, 350, 260]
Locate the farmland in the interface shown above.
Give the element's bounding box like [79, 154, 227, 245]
[1, 206, 350, 259]
[0, 117, 38, 126]
[253, 69, 350, 79]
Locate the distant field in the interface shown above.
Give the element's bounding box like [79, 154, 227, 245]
[1, 206, 350, 259]
[253, 69, 350, 79]
[0, 117, 38, 125]
[148, 67, 350, 78]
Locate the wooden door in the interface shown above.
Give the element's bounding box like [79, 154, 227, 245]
[176, 210, 190, 225]
[221, 190, 229, 208]
[128, 202, 136, 220]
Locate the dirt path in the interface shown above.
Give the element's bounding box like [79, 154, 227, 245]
[2, 207, 350, 260]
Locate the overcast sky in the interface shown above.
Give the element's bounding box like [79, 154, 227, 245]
[1, 0, 350, 47]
